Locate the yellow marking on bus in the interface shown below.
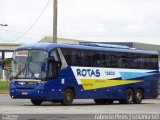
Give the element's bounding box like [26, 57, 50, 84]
[80, 79, 142, 90]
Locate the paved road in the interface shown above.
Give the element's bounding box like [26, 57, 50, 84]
[1, 94, 160, 114]
[0, 95, 160, 120]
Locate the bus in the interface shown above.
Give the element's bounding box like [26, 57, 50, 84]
[9, 43, 159, 105]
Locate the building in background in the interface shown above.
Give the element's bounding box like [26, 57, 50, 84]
[38, 36, 84, 44]
[38, 36, 160, 60]
[38, 36, 160, 51]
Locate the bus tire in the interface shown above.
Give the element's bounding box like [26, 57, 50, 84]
[133, 89, 143, 104]
[94, 99, 106, 104]
[30, 99, 42, 106]
[119, 89, 134, 104]
[105, 99, 114, 104]
[61, 89, 73, 106]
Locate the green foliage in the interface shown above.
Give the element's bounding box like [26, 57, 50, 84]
[0, 82, 9, 90]
[5, 58, 12, 64]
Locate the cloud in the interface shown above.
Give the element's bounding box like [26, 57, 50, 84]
[59, 0, 160, 39]
[0, 0, 52, 43]
[0, 0, 160, 44]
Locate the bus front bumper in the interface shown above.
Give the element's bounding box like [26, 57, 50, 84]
[10, 88, 46, 100]
[10, 82, 64, 100]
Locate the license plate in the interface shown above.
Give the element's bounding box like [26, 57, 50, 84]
[22, 92, 28, 95]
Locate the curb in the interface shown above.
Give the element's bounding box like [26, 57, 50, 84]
[0, 90, 9, 94]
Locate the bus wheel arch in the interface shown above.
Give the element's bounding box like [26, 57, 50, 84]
[61, 88, 74, 106]
[65, 87, 75, 98]
[133, 88, 143, 104]
[119, 88, 134, 104]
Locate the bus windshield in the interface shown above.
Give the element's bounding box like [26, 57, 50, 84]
[12, 50, 48, 79]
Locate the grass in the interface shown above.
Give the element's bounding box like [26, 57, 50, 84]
[0, 82, 9, 90]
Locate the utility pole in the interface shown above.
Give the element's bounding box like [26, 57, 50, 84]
[53, 0, 58, 43]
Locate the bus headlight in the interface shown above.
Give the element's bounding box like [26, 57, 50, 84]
[11, 89, 15, 93]
[37, 89, 44, 94]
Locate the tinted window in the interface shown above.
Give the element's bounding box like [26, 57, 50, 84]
[61, 48, 158, 70]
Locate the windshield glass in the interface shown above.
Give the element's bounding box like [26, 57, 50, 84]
[12, 50, 48, 79]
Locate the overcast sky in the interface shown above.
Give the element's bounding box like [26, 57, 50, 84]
[0, 0, 160, 44]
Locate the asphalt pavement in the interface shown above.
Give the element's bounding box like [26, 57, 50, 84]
[0, 94, 160, 120]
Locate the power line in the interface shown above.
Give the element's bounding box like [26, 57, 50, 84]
[14, 0, 51, 41]
[0, 28, 46, 37]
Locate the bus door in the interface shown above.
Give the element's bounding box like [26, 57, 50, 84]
[47, 50, 61, 80]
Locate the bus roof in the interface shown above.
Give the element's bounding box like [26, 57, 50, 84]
[16, 43, 158, 55]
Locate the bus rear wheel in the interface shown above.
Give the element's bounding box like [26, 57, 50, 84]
[61, 89, 73, 106]
[94, 99, 106, 104]
[30, 99, 42, 106]
[133, 89, 143, 104]
[119, 89, 134, 104]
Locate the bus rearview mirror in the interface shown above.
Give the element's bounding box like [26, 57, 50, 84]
[41, 62, 46, 72]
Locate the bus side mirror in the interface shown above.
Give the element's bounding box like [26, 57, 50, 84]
[41, 62, 46, 72]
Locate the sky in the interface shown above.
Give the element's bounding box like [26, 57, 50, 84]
[0, 0, 160, 44]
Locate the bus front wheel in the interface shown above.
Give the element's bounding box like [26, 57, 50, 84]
[119, 89, 134, 104]
[133, 89, 143, 104]
[61, 89, 73, 106]
[30, 99, 42, 106]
